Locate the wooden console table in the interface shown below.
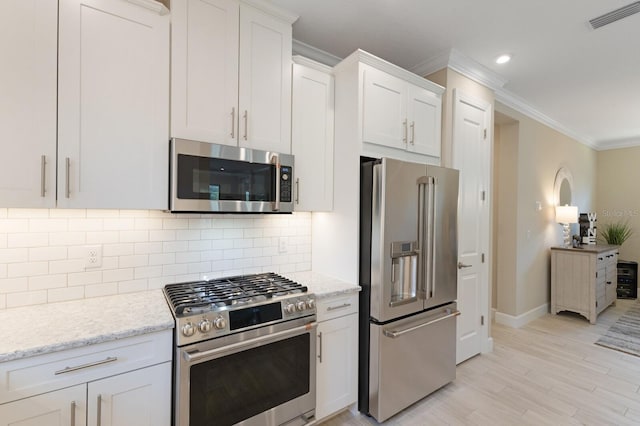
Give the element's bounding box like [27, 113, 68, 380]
[550, 244, 619, 324]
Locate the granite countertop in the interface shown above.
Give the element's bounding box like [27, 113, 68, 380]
[287, 271, 360, 299]
[0, 290, 174, 363]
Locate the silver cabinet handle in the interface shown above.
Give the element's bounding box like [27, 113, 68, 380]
[458, 262, 472, 269]
[40, 155, 46, 197]
[54, 356, 118, 375]
[327, 303, 351, 311]
[65, 157, 71, 198]
[243, 110, 248, 140]
[384, 309, 460, 338]
[70, 401, 76, 426]
[317, 331, 323, 363]
[402, 119, 408, 144]
[295, 178, 300, 204]
[230, 107, 235, 139]
[97, 394, 102, 426]
[411, 121, 416, 144]
[271, 153, 280, 211]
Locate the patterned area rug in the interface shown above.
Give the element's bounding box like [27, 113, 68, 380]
[595, 302, 640, 357]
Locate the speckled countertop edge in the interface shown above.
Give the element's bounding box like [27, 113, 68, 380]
[287, 271, 361, 299]
[0, 290, 174, 363]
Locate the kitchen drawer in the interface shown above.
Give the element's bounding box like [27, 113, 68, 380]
[0, 330, 171, 404]
[317, 293, 359, 322]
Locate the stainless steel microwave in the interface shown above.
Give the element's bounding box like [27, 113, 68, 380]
[169, 139, 294, 213]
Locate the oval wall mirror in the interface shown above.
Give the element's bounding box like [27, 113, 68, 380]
[554, 167, 573, 206]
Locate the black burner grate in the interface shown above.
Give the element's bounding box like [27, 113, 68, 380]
[164, 272, 307, 314]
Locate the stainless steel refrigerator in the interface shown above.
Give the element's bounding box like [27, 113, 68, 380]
[359, 157, 460, 422]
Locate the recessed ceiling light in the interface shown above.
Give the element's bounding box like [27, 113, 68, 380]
[496, 54, 511, 65]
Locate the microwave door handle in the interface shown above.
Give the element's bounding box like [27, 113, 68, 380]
[271, 154, 281, 211]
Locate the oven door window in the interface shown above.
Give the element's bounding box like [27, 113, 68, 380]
[189, 333, 310, 426]
[177, 154, 275, 202]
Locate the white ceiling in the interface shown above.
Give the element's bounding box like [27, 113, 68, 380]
[270, 0, 640, 150]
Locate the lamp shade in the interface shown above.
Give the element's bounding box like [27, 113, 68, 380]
[556, 205, 578, 224]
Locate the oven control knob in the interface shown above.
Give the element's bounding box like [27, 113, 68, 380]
[285, 303, 296, 314]
[296, 300, 306, 311]
[213, 316, 226, 330]
[182, 322, 196, 337]
[306, 299, 315, 310]
[199, 319, 212, 333]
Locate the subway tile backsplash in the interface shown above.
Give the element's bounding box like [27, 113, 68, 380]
[0, 208, 312, 309]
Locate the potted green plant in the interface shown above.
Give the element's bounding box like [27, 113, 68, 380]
[600, 220, 633, 246]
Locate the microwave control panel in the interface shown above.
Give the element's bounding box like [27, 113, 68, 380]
[280, 166, 292, 202]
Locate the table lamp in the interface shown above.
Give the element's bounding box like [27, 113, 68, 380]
[556, 205, 579, 248]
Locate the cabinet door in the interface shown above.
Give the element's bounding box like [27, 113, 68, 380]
[87, 362, 171, 426]
[58, 0, 170, 209]
[291, 63, 334, 211]
[0, 0, 57, 207]
[406, 84, 441, 157]
[0, 384, 86, 426]
[238, 4, 292, 154]
[171, 0, 239, 145]
[316, 314, 358, 421]
[362, 66, 407, 150]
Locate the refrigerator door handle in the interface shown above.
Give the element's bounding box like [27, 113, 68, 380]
[383, 309, 461, 338]
[429, 176, 437, 299]
[416, 176, 428, 300]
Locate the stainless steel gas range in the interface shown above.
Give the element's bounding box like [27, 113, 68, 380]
[163, 272, 317, 426]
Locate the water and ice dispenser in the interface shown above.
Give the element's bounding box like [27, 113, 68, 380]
[390, 241, 418, 305]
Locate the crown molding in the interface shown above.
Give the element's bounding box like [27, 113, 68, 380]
[595, 137, 640, 151]
[335, 49, 444, 94]
[292, 40, 341, 67]
[292, 55, 334, 74]
[242, 0, 298, 24]
[410, 48, 508, 91]
[495, 89, 598, 149]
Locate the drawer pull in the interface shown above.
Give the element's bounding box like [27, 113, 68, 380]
[327, 303, 352, 312]
[54, 356, 118, 375]
[70, 401, 76, 426]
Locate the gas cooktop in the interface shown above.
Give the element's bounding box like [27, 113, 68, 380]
[163, 272, 315, 346]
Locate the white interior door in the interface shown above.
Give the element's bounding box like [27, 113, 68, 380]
[452, 89, 491, 364]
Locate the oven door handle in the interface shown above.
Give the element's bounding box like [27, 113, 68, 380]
[183, 322, 317, 363]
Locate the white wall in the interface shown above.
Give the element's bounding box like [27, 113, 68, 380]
[0, 209, 311, 309]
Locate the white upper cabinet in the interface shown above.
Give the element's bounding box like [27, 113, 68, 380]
[406, 85, 441, 157]
[171, 0, 239, 145]
[362, 67, 407, 151]
[0, 0, 57, 208]
[291, 59, 334, 212]
[58, 0, 170, 209]
[171, 0, 297, 154]
[362, 62, 442, 159]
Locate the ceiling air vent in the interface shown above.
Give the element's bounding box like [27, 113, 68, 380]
[589, 1, 640, 29]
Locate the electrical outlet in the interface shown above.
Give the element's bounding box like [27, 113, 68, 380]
[85, 245, 102, 268]
[278, 236, 287, 254]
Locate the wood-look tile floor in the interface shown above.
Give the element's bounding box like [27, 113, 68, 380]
[319, 299, 640, 425]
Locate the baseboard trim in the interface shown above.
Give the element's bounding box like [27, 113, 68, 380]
[495, 303, 548, 328]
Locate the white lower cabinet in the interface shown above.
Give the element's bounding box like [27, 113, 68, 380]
[315, 293, 358, 422]
[0, 331, 172, 426]
[0, 384, 86, 426]
[87, 363, 171, 426]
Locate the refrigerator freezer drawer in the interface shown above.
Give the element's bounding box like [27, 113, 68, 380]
[368, 303, 458, 422]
